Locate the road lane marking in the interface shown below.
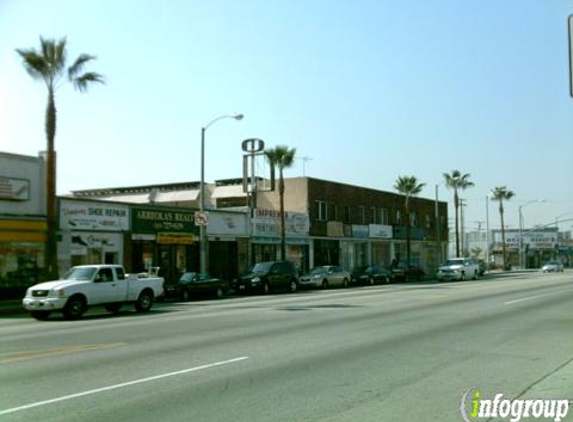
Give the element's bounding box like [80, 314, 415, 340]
[0, 356, 249, 416]
[0, 343, 126, 364]
[504, 292, 560, 305]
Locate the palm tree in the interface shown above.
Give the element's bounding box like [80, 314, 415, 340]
[394, 176, 426, 267]
[444, 170, 474, 257]
[490, 186, 515, 270]
[264, 145, 296, 261]
[16, 36, 104, 278]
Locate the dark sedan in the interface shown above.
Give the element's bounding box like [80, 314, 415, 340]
[350, 265, 393, 285]
[164, 272, 229, 301]
[390, 263, 425, 282]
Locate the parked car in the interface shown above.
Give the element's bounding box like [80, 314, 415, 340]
[391, 263, 425, 282]
[541, 261, 564, 273]
[437, 258, 480, 281]
[164, 272, 229, 301]
[233, 261, 299, 294]
[299, 266, 351, 288]
[350, 265, 393, 285]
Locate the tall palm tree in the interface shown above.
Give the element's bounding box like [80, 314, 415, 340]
[491, 186, 515, 270]
[265, 145, 296, 261]
[16, 36, 104, 278]
[394, 175, 426, 266]
[444, 170, 474, 257]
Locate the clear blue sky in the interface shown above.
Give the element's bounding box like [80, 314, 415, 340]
[1, 0, 572, 231]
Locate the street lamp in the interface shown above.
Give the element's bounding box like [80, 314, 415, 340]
[518, 199, 545, 269]
[199, 113, 244, 274]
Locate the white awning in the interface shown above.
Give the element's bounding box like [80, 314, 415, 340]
[97, 193, 152, 204]
[153, 189, 199, 202]
[211, 185, 247, 199]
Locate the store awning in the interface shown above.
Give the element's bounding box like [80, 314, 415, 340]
[211, 185, 247, 199]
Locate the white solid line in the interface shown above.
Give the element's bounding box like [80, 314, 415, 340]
[0, 356, 249, 416]
[504, 292, 557, 305]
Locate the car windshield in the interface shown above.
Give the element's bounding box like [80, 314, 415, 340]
[444, 260, 465, 266]
[62, 267, 97, 281]
[309, 267, 327, 275]
[251, 263, 273, 274]
[180, 272, 198, 283]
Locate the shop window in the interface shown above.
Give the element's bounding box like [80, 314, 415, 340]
[343, 206, 350, 223]
[380, 208, 389, 225]
[316, 201, 327, 221]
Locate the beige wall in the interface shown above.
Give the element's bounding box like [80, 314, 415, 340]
[256, 177, 308, 212]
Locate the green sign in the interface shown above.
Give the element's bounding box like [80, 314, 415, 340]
[132, 206, 197, 234]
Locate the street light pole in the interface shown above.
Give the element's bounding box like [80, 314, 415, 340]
[199, 113, 244, 275]
[518, 199, 545, 269]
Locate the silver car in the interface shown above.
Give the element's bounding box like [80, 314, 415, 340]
[299, 266, 351, 288]
[541, 261, 564, 272]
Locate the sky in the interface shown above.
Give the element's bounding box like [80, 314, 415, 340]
[1, 0, 572, 233]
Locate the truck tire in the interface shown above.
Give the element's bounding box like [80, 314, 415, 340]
[63, 295, 87, 320]
[31, 311, 51, 320]
[134, 290, 153, 312]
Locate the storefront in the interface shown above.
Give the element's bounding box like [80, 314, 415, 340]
[130, 205, 198, 284]
[0, 218, 46, 294]
[206, 210, 249, 279]
[0, 153, 47, 296]
[251, 208, 310, 271]
[58, 199, 129, 270]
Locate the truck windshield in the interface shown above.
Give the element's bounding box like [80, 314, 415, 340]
[63, 267, 97, 281]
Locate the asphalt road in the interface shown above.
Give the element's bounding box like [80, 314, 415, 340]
[1, 271, 571, 422]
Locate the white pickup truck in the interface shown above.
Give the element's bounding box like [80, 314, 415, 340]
[22, 264, 164, 320]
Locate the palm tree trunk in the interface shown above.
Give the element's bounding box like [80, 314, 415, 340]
[499, 201, 507, 270]
[279, 169, 286, 261]
[45, 90, 59, 279]
[454, 190, 460, 257]
[405, 200, 411, 266]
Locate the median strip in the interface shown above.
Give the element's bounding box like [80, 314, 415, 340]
[0, 356, 249, 416]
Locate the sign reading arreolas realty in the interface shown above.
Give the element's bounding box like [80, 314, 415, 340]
[132, 206, 197, 234]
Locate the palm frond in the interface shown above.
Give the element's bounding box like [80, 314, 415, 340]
[73, 72, 105, 92]
[68, 54, 96, 79]
[15, 49, 49, 81]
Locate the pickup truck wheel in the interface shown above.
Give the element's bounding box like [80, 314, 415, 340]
[342, 278, 349, 288]
[473, 271, 478, 280]
[134, 290, 153, 312]
[31, 311, 51, 320]
[105, 304, 122, 314]
[63, 296, 87, 320]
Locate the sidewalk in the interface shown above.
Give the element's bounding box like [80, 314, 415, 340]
[0, 299, 25, 316]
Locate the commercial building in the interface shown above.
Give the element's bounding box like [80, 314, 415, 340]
[0, 152, 47, 296]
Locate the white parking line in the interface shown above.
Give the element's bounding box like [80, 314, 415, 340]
[0, 356, 249, 416]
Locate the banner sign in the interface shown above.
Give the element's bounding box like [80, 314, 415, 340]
[60, 200, 129, 231]
[252, 208, 309, 237]
[0, 177, 29, 201]
[132, 207, 196, 234]
[369, 224, 393, 239]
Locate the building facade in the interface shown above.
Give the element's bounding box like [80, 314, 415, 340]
[0, 152, 47, 297]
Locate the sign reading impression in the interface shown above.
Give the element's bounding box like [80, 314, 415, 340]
[0, 177, 29, 201]
[60, 200, 129, 231]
